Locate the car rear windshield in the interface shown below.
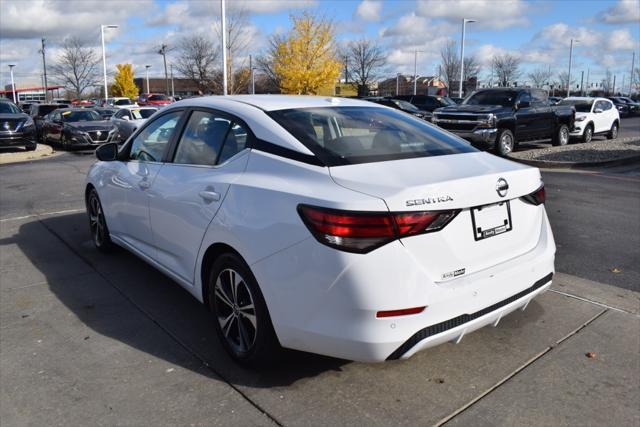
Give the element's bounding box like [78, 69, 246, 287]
[62, 110, 101, 122]
[131, 109, 156, 119]
[268, 106, 477, 166]
[464, 90, 518, 107]
[148, 95, 168, 101]
[114, 99, 133, 105]
[0, 102, 21, 114]
[558, 99, 593, 112]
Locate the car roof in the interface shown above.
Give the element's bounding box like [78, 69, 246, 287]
[171, 95, 380, 112]
[118, 105, 157, 110]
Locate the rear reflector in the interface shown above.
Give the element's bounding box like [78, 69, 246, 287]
[298, 205, 459, 253]
[377, 306, 426, 318]
[520, 184, 546, 206]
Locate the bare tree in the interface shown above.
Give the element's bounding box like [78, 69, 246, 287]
[50, 37, 100, 98]
[600, 69, 613, 95]
[346, 38, 386, 96]
[255, 33, 285, 92]
[440, 40, 459, 89]
[527, 67, 552, 87]
[491, 53, 521, 87]
[219, 8, 251, 94]
[174, 35, 220, 93]
[557, 71, 576, 94]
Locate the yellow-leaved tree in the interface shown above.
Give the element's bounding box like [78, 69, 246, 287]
[274, 12, 341, 95]
[111, 64, 139, 99]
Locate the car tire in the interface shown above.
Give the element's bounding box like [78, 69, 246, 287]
[208, 252, 281, 366]
[607, 122, 618, 140]
[495, 129, 515, 156]
[25, 141, 37, 151]
[582, 124, 593, 144]
[60, 134, 69, 150]
[86, 189, 115, 253]
[552, 124, 570, 146]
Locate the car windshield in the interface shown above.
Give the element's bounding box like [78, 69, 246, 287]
[558, 99, 593, 113]
[437, 97, 456, 106]
[464, 90, 518, 107]
[37, 105, 62, 116]
[114, 99, 133, 105]
[396, 100, 419, 112]
[61, 110, 101, 122]
[131, 109, 156, 119]
[268, 106, 477, 166]
[0, 102, 22, 114]
[148, 95, 168, 101]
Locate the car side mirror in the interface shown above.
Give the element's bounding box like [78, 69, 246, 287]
[517, 100, 530, 109]
[95, 142, 118, 161]
[594, 108, 603, 114]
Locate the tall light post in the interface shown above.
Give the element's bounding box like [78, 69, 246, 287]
[459, 18, 476, 98]
[221, 0, 228, 95]
[101, 24, 119, 104]
[396, 73, 401, 96]
[8, 64, 17, 104]
[170, 64, 175, 98]
[566, 38, 578, 97]
[145, 65, 151, 94]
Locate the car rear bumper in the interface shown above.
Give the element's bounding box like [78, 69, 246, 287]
[252, 207, 556, 362]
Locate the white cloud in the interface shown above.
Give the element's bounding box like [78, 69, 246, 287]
[355, 0, 382, 22]
[598, 0, 640, 24]
[416, 0, 529, 30]
[608, 29, 637, 50]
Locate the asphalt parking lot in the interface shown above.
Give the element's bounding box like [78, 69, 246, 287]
[1, 137, 639, 425]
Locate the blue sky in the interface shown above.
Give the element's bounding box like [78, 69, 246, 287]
[1, 0, 638, 91]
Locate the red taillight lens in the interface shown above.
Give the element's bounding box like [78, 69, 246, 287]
[376, 306, 426, 318]
[520, 184, 546, 206]
[298, 205, 459, 253]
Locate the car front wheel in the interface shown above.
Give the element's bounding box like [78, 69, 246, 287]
[87, 189, 114, 252]
[582, 124, 593, 143]
[495, 129, 515, 156]
[208, 253, 280, 366]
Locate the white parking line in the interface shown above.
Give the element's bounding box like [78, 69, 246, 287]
[0, 208, 85, 223]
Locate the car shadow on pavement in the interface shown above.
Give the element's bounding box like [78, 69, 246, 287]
[11, 213, 349, 388]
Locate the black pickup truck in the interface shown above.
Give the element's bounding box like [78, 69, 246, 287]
[432, 88, 575, 156]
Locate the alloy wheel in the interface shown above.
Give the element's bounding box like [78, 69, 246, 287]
[88, 194, 105, 247]
[560, 127, 569, 145]
[584, 127, 592, 143]
[500, 132, 514, 154]
[214, 268, 257, 355]
[611, 124, 618, 138]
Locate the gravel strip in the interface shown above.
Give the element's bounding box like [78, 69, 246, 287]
[509, 136, 640, 163]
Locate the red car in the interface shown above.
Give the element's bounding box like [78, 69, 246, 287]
[138, 93, 172, 106]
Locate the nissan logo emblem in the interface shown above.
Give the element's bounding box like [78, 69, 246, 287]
[496, 178, 509, 197]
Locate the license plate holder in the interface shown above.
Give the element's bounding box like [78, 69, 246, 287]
[471, 201, 512, 241]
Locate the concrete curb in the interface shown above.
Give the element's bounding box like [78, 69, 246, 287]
[0, 144, 60, 165]
[509, 154, 640, 169]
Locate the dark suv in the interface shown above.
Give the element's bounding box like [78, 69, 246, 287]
[30, 103, 69, 142]
[395, 95, 456, 112]
[0, 99, 36, 151]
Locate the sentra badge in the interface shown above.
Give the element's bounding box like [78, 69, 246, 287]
[406, 195, 453, 207]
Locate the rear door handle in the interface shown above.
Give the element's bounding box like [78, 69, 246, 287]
[199, 190, 221, 202]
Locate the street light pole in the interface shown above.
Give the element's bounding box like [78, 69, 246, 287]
[145, 65, 151, 93]
[8, 64, 17, 104]
[630, 52, 635, 96]
[249, 55, 255, 94]
[413, 51, 418, 95]
[221, 0, 228, 95]
[396, 73, 400, 96]
[170, 64, 175, 98]
[459, 18, 476, 98]
[101, 24, 119, 104]
[158, 44, 169, 95]
[566, 38, 578, 97]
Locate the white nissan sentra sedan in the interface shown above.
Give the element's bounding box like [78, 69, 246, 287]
[85, 95, 555, 365]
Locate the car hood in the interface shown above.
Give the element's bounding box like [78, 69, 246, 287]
[0, 113, 28, 120]
[436, 104, 508, 114]
[66, 121, 114, 131]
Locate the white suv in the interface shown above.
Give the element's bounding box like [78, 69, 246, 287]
[560, 97, 620, 143]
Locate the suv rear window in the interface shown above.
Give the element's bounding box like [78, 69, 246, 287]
[268, 106, 476, 166]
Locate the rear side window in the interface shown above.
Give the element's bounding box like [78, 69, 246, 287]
[532, 90, 548, 104]
[268, 106, 477, 166]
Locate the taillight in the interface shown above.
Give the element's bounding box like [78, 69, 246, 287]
[298, 205, 459, 253]
[520, 184, 546, 205]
